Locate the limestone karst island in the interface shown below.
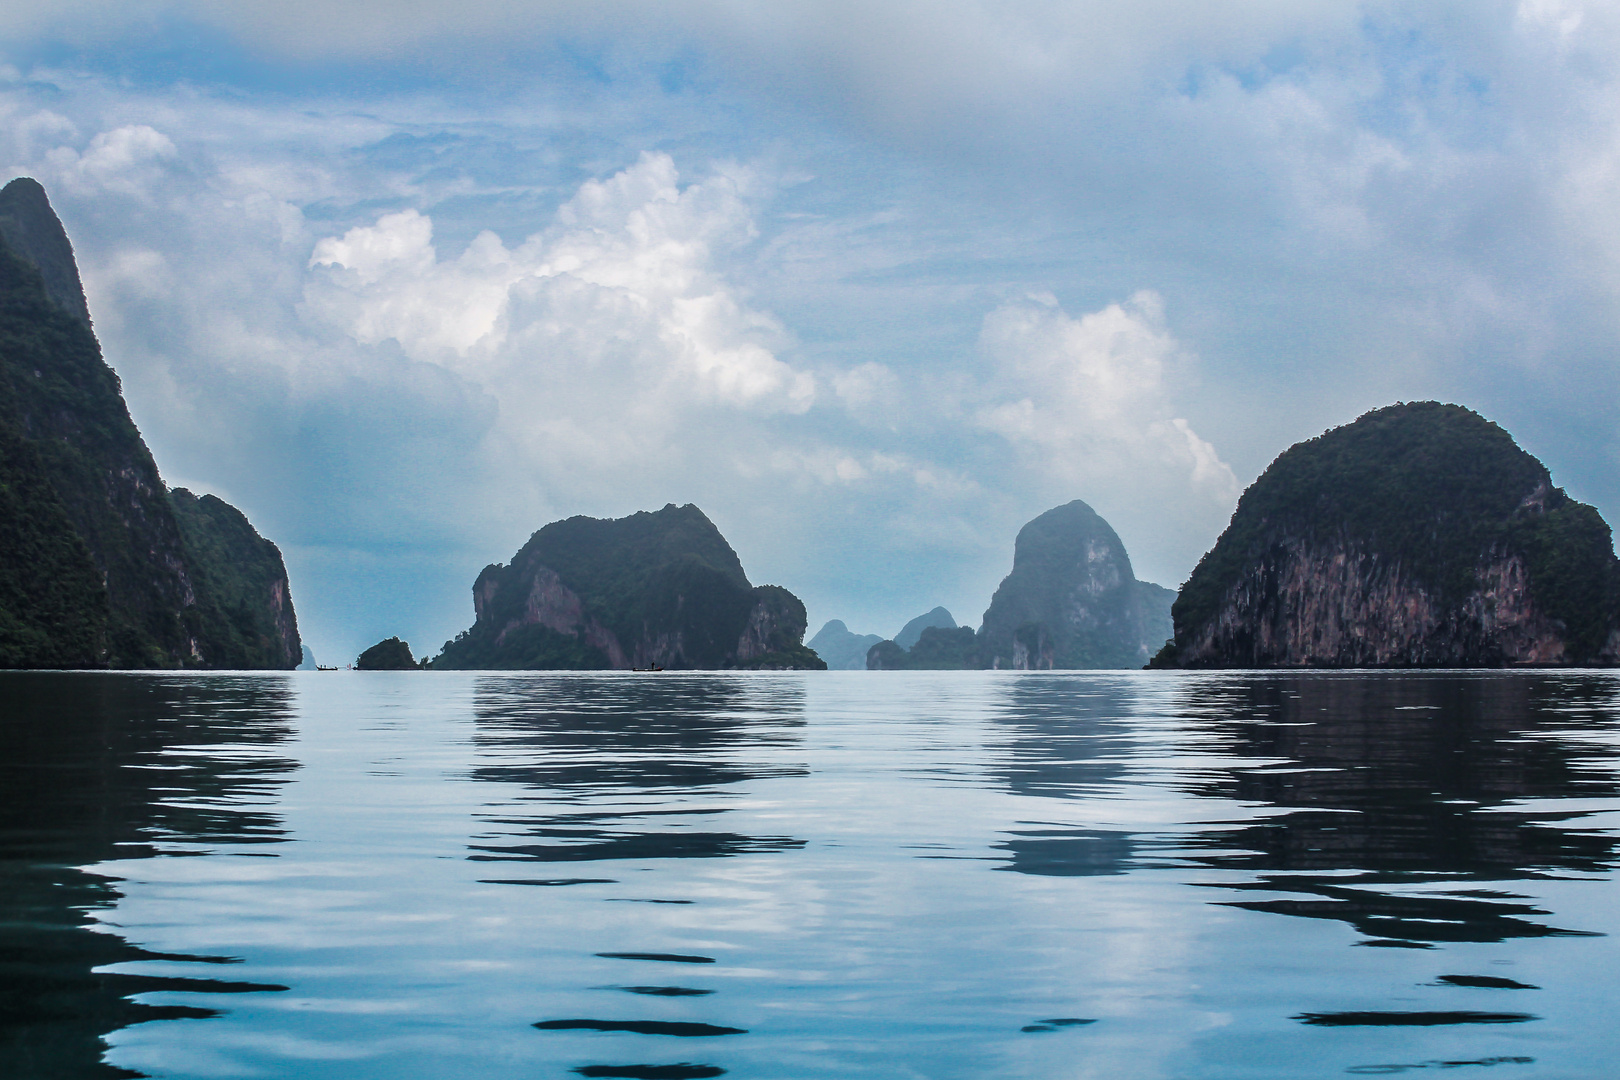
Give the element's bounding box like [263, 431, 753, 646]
[2, 174, 1618, 672]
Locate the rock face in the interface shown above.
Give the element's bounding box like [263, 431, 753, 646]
[807, 620, 884, 670]
[169, 490, 303, 669]
[0, 177, 302, 669]
[433, 503, 826, 670]
[978, 500, 1175, 669]
[1153, 402, 1620, 668]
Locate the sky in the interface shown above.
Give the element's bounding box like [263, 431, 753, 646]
[4, 1, 1620, 664]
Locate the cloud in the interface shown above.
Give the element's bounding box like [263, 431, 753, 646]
[6, 1, 1620, 645]
[979, 290, 1238, 503]
[304, 152, 815, 424]
[974, 291, 1239, 583]
[44, 123, 177, 195]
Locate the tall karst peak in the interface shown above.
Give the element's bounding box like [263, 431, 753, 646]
[977, 499, 1173, 669]
[863, 501, 1174, 670]
[0, 177, 302, 669]
[0, 177, 92, 325]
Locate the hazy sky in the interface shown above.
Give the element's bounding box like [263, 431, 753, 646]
[4, 1, 1620, 662]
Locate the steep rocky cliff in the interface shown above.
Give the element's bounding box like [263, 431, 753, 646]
[1153, 402, 1620, 668]
[433, 503, 825, 670]
[0, 176, 302, 668]
[978, 500, 1175, 669]
[169, 490, 303, 669]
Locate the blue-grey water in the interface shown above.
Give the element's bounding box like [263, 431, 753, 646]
[4, 671, 1619, 1079]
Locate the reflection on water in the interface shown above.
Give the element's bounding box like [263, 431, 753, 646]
[1, 669, 1617, 1078]
[468, 676, 808, 867]
[0, 674, 298, 1079]
[468, 676, 808, 1079]
[985, 678, 1140, 877]
[1179, 674, 1620, 950]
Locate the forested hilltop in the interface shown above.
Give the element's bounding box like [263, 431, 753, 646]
[0, 177, 301, 668]
[1153, 402, 1620, 668]
[433, 503, 824, 670]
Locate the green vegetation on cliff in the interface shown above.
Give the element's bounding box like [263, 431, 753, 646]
[170, 490, 302, 669]
[0, 176, 303, 669]
[434, 504, 823, 670]
[436, 624, 612, 670]
[0, 424, 107, 667]
[0, 192, 188, 665]
[1159, 402, 1620, 666]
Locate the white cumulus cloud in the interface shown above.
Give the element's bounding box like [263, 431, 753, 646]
[976, 290, 1240, 583]
[304, 152, 815, 417]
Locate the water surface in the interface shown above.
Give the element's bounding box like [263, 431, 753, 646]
[3, 670, 1617, 1078]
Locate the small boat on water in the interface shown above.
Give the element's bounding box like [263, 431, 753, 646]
[631, 665, 664, 672]
[316, 665, 340, 671]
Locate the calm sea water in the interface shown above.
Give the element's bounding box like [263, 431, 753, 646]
[3, 670, 1618, 1080]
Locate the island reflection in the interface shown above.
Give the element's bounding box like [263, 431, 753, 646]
[0, 673, 298, 1080]
[1175, 672, 1620, 946]
[466, 674, 808, 866]
[985, 677, 1140, 877]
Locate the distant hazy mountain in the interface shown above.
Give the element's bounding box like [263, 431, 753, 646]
[433, 503, 825, 670]
[894, 607, 957, 650]
[978, 501, 1173, 669]
[867, 625, 979, 670]
[808, 620, 883, 670]
[0, 177, 302, 669]
[1153, 402, 1620, 667]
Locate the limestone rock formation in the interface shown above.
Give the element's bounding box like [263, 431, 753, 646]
[357, 637, 418, 670]
[1152, 402, 1620, 668]
[977, 501, 1175, 669]
[0, 176, 302, 669]
[169, 490, 303, 669]
[433, 504, 825, 670]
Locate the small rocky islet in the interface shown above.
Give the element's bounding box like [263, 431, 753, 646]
[428, 503, 825, 671]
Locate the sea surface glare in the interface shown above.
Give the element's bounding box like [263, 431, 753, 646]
[3, 670, 1618, 1079]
